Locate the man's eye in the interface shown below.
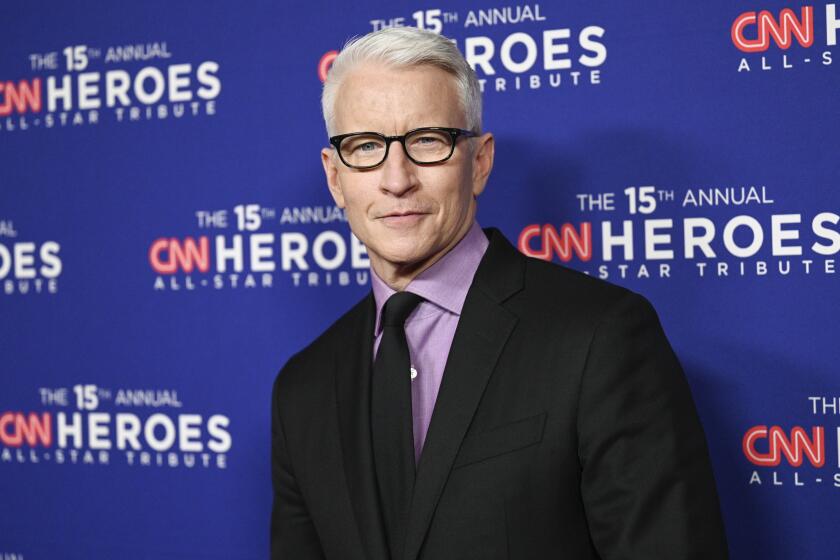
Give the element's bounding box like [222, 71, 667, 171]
[350, 140, 382, 153]
[414, 136, 443, 146]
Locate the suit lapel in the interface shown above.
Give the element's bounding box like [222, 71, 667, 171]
[335, 294, 391, 560]
[402, 229, 524, 560]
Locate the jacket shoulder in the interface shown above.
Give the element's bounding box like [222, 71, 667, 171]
[272, 293, 371, 403]
[517, 255, 650, 328]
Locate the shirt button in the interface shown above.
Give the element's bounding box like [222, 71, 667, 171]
[410, 366, 418, 380]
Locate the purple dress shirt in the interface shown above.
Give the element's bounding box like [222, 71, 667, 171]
[371, 221, 489, 464]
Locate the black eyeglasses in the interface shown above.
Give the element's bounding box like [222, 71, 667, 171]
[329, 126, 478, 169]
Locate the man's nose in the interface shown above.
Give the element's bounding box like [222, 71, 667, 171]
[378, 141, 417, 196]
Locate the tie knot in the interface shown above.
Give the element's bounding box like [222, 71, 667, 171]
[381, 291, 424, 327]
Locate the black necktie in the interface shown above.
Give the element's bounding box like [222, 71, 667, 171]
[371, 291, 424, 559]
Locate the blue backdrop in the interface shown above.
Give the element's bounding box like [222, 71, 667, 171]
[2, 1, 838, 558]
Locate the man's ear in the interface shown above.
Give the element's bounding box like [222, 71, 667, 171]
[321, 147, 345, 208]
[471, 132, 494, 198]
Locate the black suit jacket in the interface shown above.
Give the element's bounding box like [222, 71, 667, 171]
[271, 227, 728, 559]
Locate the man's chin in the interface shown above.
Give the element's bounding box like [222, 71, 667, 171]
[371, 245, 434, 271]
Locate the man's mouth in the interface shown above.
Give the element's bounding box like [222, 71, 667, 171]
[382, 210, 424, 218]
[379, 210, 429, 227]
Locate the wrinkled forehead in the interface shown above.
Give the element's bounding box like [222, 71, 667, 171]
[332, 63, 466, 135]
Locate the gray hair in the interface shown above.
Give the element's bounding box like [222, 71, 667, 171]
[321, 27, 482, 136]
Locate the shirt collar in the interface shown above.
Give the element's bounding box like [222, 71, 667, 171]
[371, 220, 489, 336]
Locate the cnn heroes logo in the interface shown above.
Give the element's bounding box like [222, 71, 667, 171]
[149, 204, 371, 291]
[741, 396, 840, 490]
[518, 185, 840, 280]
[460, 17, 606, 92]
[0, 220, 62, 295]
[731, 3, 840, 72]
[319, 4, 607, 93]
[1, 384, 231, 470]
[1, 41, 220, 132]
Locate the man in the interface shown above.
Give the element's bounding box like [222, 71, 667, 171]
[271, 26, 728, 560]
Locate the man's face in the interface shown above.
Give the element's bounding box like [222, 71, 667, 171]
[321, 64, 493, 279]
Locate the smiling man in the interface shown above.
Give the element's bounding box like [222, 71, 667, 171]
[271, 27, 728, 560]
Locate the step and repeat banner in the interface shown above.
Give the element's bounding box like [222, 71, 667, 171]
[1, 1, 838, 558]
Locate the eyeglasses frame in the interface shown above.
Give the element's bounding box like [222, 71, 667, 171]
[328, 126, 479, 170]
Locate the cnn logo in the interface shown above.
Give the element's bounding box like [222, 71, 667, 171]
[731, 7, 814, 52]
[742, 425, 825, 467]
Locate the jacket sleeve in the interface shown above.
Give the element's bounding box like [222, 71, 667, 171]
[577, 292, 729, 559]
[270, 370, 327, 560]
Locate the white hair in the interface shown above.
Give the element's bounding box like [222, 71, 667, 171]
[321, 27, 483, 136]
